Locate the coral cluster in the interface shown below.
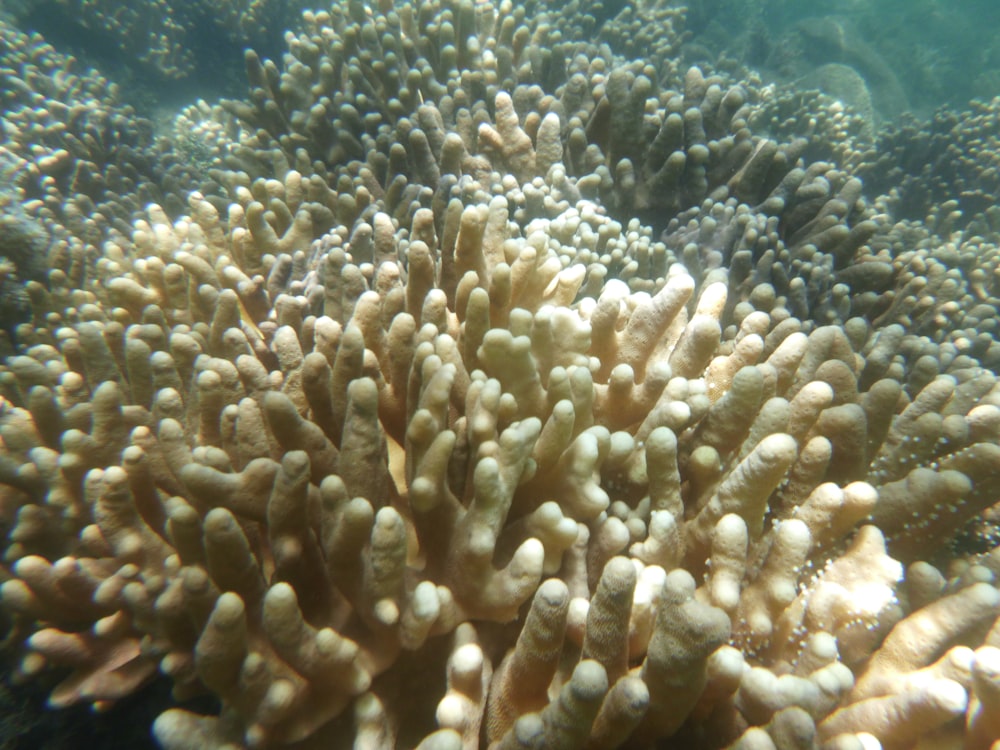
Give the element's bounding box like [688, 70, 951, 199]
[856, 97, 1000, 236]
[5, 0, 313, 81]
[2, 0, 1000, 749]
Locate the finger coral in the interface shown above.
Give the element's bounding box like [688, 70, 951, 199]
[2, 0, 1000, 749]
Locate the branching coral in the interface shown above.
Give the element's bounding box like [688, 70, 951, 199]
[856, 97, 1000, 236]
[2, 1, 1000, 749]
[2, 165, 1000, 748]
[6, 0, 314, 81]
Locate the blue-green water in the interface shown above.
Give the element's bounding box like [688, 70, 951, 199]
[4, 0, 999, 116]
[680, 0, 1000, 119]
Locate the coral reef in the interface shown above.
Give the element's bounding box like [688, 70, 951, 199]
[0, 22, 216, 238]
[2, 176, 1000, 748]
[681, 0, 1000, 119]
[2, 0, 1000, 749]
[5, 0, 313, 82]
[856, 98, 1000, 235]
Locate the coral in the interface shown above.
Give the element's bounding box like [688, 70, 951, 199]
[748, 83, 874, 171]
[0, 153, 49, 347]
[0, 21, 214, 242]
[1, 165, 1000, 748]
[7, 0, 314, 82]
[857, 97, 1000, 236]
[196, 0, 820, 248]
[2, 0, 1000, 749]
[778, 16, 909, 121]
[593, 0, 690, 85]
[863, 219, 1000, 373]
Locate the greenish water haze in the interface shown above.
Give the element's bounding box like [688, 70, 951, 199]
[686, 0, 1000, 117]
[3, 0, 998, 119]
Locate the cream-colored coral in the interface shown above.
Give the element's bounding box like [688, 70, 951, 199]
[1, 171, 999, 749]
[3, 1, 1000, 748]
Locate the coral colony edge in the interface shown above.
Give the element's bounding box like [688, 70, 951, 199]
[1, 0, 1000, 748]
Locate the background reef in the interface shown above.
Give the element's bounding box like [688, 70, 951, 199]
[1, 0, 1000, 749]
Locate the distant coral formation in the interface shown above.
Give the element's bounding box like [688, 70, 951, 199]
[4, 0, 312, 81]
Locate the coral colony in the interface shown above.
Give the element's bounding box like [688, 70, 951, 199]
[1, 0, 1000, 748]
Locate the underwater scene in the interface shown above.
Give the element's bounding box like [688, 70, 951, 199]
[1, 0, 1000, 747]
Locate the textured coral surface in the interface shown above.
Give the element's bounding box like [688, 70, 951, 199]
[2, 1, 1000, 749]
